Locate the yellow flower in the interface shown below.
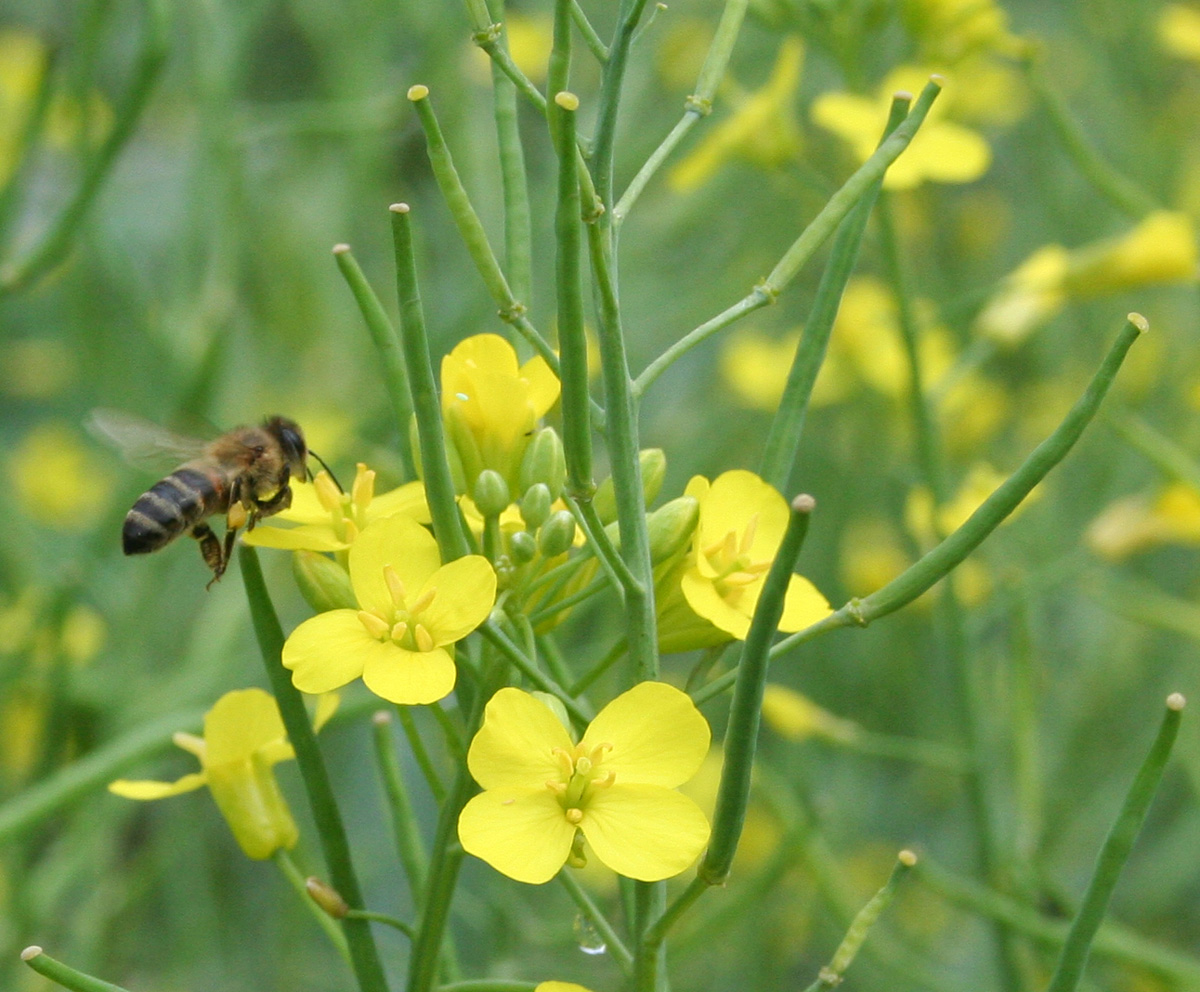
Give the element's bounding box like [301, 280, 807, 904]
[244, 463, 429, 552]
[761, 684, 857, 744]
[668, 37, 804, 192]
[657, 471, 831, 652]
[977, 213, 1198, 345]
[282, 515, 496, 705]
[902, 0, 1025, 62]
[811, 66, 991, 190]
[1160, 4, 1200, 61]
[11, 421, 114, 530]
[109, 689, 334, 860]
[536, 984, 594, 992]
[719, 327, 852, 411]
[1087, 483, 1200, 560]
[906, 461, 1038, 548]
[442, 334, 560, 493]
[458, 682, 711, 884]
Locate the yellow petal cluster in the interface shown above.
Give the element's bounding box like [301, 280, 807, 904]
[1087, 483, 1200, 560]
[282, 515, 496, 705]
[458, 682, 711, 884]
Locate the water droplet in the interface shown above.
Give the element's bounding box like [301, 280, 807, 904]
[456, 392, 470, 402]
[573, 913, 607, 956]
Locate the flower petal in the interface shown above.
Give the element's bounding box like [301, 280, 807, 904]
[699, 470, 789, 565]
[349, 515, 442, 616]
[467, 687, 572, 791]
[361, 644, 457, 705]
[282, 610, 375, 694]
[520, 355, 561, 418]
[108, 772, 208, 800]
[365, 480, 431, 524]
[419, 556, 497, 644]
[242, 523, 348, 552]
[458, 788, 575, 884]
[581, 682, 710, 788]
[778, 574, 833, 632]
[203, 688, 288, 766]
[581, 783, 710, 881]
[681, 567, 752, 640]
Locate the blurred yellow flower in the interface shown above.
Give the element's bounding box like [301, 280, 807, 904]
[811, 66, 991, 190]
[536, 983, 594, 992]
[761, 684, 857, 743]
[976, 212, 1198, 345]
[1087, 483, 1200, 560]
[718, 327, 852, 412]
[906, 461, 1038, 547]
[902, 0, 1025, 62]
[244, 464, 428, 552]
[466, 12, 554, 84]
[669, 37, 804, 191]
[458, 682, 711, 884]
[840, 517, 911, 596]
[442, 334, 560, 494]
[109, 689, 335, 860]
[11, 422, 114, 530]
[679, 747, 781, 871]
[1160, 4, 1200, 61]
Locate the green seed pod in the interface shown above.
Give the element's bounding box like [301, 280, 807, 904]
[292, 550, 357, 613]
[537, 509, 577, 558]
[520, 482, 553, 531]
[409, 413, 466, 494]
[509, 530, 537, 564]
[518, 426, 567, 500]
[647, 495, 700, 564]
[473, 469, 511, 518]
[592, 448, 667, 524]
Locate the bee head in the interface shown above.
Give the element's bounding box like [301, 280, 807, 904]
[264, 416, 309, 478]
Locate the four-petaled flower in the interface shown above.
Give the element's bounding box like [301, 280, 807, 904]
[282, 515, 496, 705]
[657, 470, 832, 652]
[108, 688, 333, 860]
[243, 463, 429, 553]
[458, 682, 711, 884]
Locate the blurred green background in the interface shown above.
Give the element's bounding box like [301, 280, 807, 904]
[3, 0, 1200, 989]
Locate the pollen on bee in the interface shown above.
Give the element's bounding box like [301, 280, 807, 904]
[228, 504, 249, 529]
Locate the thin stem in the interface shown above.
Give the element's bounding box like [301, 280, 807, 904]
[759, 95, 908, 491]
[274, 849, 352, 963]
[389, 203, 471, 562]
[527, 574, 606, 628]
[239, 547, 390, 992]
[20, 947, 131, 992]
[592, 0, 651, 210]
[478, 621, 593, 724]
[397, 705, 447, 804]
[1105, 407, 1200, 493]
[569, 0, 609, 62]
[371, 711, 430, 894]
[430, 701, 466, 761]
[636, 875, 708, 989]
[557, 870, 634, 973]
[332, 244, 416, 478]
[1046, 694, 1186, 992]
[568, 496, 638, 595]
[570, 638, 626, 695]
[633, 80, 943, 397]
[345, 910, 417, 939]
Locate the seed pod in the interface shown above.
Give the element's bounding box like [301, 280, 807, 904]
[292, 551, 357, 613]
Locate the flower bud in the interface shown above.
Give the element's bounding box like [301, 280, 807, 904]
[538, 510, 577, 558]
[472, 469, 511, 518]
[509, 530, 538, 564]
[306, 877, 349, 918]
[520, 483, 553, 531]
[519, 427, 567, 500]
[292, 551, 357, 613]
[592, 449, 667, 524]
[647, 496, 700, 564]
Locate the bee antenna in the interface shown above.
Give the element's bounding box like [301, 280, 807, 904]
[308, 450, 344, 493]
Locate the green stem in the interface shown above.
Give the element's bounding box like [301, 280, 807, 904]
[345, 910, 417, 939]
[397, 705, 446, 804]
[0, 708, 201, 844]
[552, 90, 595, 500]
[759, 96, 908, 491]
[389, 203, 471, 562]
[477, 621, 593, 724]
[568, 497, 638, 596]
[332, 244, 416, 478]
[801, 852, 917, 992]
[20, 947, 131, 992]
[636, 874, 708, 990]
[371, 711, 430, 894]
[1046, 694, 1186, 992]
[592, 0, 650, 210]
[633, 80, 942, 397]
[570, 0, 609, 62]
[1105, 407, 1200, 493]
[435, 984, 536, 992]
[274, 849, 352, 963]
[570, 637, 626, 694]
[430, 701, 466, 761]
[701, 495, 814, 887]
[557, 869, 634, 973]
[527, 574, 606, 628]
[0, 39, 57, 241]
[836, 727, 967, 773]
[239, 546, 390, 992]
[0, 0, 170, 297]
[1024, 55, 1158, 221]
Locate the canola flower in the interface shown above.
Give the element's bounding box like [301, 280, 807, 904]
[442, 334, 560, 495]
[657, 470, 831, 652]
[109, 688, 334, 860]
[1087, 483, 1200, 560]
[282, 515, 495, 705]
[243, 463, 429, 552]
[458, 682, 711, 884]
[1160, 3, 1200, 62]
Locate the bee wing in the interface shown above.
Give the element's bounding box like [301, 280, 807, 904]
[85, 409, 210, 472]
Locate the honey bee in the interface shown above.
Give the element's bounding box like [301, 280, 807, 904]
[88, 411, 312, 585]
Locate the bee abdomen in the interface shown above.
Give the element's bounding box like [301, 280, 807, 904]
[122, 468, 222, 555]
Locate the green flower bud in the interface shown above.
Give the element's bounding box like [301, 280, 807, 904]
[473, 469, 511, 518]
[509, 530, 538, 564]
[537, 510, 577, 558]
[518, 427, 567, 500]
[291, 551, 357, 613]
[592, 448, 667, 524]
[647, 495, 700, 564]
[520, 483, 553, 531]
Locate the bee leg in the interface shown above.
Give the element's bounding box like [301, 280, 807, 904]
[219, 524, 241, 582]
[192, 522, 226, 587]
[249, 483, 293, 529]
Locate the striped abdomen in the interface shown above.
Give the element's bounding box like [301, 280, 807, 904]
[122, 466, 228, 555]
